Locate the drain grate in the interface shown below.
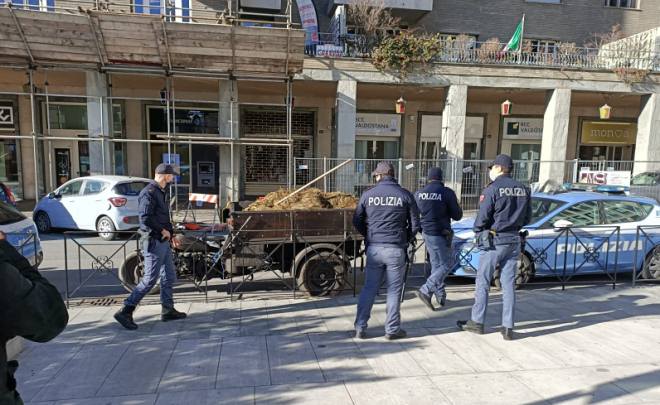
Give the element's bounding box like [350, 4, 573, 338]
[79, 297, 122, 306]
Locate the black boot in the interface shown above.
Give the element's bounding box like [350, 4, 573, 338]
[414, 290, 435, 312]
[114, 305, 138, 330]
[501, 327, 514, 341]
[456, 320, 484, 335]
[161, 305, 187, 322]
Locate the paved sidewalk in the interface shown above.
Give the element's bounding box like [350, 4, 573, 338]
[16, 284, 660, 405]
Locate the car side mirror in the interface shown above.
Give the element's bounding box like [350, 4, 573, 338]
[48, 192, 61, 199]
[553, 219, 573, 230]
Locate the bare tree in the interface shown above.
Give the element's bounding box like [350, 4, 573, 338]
[346, 0, 401, 40]
[585, 23, 625, 49]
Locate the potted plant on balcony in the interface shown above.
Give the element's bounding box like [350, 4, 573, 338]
[372, 31, 443, 78]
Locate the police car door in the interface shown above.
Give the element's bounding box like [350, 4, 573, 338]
[600, 200, 657, 273]
[536, 201, 604, 277]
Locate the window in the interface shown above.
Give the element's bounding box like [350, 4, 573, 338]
[114, 181, 150, 196]
[530, 198, 566, 224]
[546, 201, 602, 227]
[530, 39, 557, 54]
[439, 34, 477, 49]
[133, 0, 191, 22]
[48, 104, 87, 130]
[0, 0, 54, 11]
[58, 180, 83, 196]
[631, 172, 660, 186]
[605, 0, 638, 8]
[355, 139, 399, 160]
[83, 180, 109, 196]
[602, 201, 652, 224]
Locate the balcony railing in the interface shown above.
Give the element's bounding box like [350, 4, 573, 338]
[307, 34, 660, 73]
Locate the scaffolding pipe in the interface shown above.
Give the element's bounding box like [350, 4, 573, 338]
[45, 76, 54, 191]
[0, 134, 289, 146]
[99, 95, 106, 175]
[29, 70, 39, 201]
[171, 76, 178, 211]
[229, 78, 236, 201]
[286, 77, 293, 189]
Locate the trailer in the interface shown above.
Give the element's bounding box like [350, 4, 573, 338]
[225, 208, 363, 296]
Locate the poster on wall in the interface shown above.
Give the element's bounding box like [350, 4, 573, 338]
[578, 169, 631, 187]
[503, 117, 543, 139]
[355, 113, 401, 137]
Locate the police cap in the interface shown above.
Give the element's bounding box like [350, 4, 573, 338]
[372, 161, 395, 177]
[427, 167, 443, 181]
[488, 154, 513, 171]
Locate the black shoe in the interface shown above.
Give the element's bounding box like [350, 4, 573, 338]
[161, 306, 187, 322]
[385, 329, 407, 340]
[436, 295, 447, 308]
[354, 329, 367, 339]
[456, 320, 484, 335]
[114, 305, 138, 330]
[414, 290, 435, 312]
[501, 327, 514, 341]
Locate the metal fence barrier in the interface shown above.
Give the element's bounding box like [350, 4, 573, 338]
[632, 225, 660, 286]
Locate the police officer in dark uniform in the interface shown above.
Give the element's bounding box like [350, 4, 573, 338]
[457, 154, 531, 340]
[414, 167, 462, 311]
[114, 163, 187, 330]
[0, 231, 68, 404]
[353, 162, 420, 340]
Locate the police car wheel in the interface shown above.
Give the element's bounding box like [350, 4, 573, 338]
[494, 253, 534, 290]
[96, 216, 117, 241]
[642, 246, 660, 280]
[118, 251, 160, 294]
[35, 211, 51, 233]
[296, 247, 345, 297]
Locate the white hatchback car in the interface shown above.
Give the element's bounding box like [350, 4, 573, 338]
[34, 176, 152, 240]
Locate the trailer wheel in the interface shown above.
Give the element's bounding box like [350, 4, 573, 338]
[642, 246, 660, 280]
[295, 244, 346, 297]
[118, 251, 160, 295]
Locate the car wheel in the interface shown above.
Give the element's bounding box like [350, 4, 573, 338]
[34, 211, 52, 233]
[494, 252, 534, 290]
[642, 246, 660, 280]
[118, 251, 160, 294]
[96, 216, 117, 241]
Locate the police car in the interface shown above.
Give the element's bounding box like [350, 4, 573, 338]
[0, 199, 43, 267]
[451, 191, 660, 286]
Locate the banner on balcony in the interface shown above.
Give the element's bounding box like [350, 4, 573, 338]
[297, 0, 319, 46]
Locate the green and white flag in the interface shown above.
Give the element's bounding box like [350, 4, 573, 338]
[502, 16, 525, 52]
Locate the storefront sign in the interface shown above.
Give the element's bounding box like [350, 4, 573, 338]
[356, 113, 401, 137]
[502, 117, 543, 139]
[578, 169, 631, 187]
[0, 105, 14, 129]
[581, 121, 637, 145]
[149, 107, 221, 135]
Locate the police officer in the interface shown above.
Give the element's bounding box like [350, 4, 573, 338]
[114, 163, 187, 330]
[353, 162, 420, 340]
[457, 154, 531, 340]
[0, 231, 68, 404]
[414, 167, 462, 311]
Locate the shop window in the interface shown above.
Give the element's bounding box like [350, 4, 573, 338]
[605, 0, 638, 8]
[355, 139, 399, 160]
[602, 201, 652, 224]
[48, 104, 87, 130]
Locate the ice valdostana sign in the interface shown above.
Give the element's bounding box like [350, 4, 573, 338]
[578, 169, 631, 187]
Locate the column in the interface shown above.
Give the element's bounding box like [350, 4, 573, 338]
[124, 99, 146, 177]
[219, 79, 240, 202]
[86, 71, 112, 175]
[335, 79, 357, 193]
[539, 88, 571, 185]
[441, 84, 467, 193]
[633, 93, 660, 175]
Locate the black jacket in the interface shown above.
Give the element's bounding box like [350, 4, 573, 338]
[353, 177, 421, 248]
[138, 181, 173, 239]
[0, 240, 68, 404]
[474, 174, 532, 237]
[415, 180, 463, 236]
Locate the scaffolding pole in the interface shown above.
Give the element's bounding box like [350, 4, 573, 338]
[286, 77, 293, 190]
[28, 70, 39, 201]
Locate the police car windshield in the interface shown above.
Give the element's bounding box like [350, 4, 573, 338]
[0, 200, 26, 225]
[530, 197, 565, 225]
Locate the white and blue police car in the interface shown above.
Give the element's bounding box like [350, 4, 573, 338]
[0, 199, 43, 267]
[451, 190, 660, 287]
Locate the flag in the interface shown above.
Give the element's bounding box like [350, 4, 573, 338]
[502, 16, 524, 52]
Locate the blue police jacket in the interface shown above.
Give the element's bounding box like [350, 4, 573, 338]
[415, 180, 463, 236]
[352, 177, 421, 248]
[138, 180, 173, 239]
[474, 174, 532, 237]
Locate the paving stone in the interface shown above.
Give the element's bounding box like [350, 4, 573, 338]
[154, 387, 254, 405]
[266, 335, 325, 385]
[255, 382, 353, 405]
[51, 394, 157, 405]
[217, 335, 271, 388]
[403, 328, 476, 375]
[352, 332, 427, 378]
[436, 330, 522, 372]
[16, 344, 81, 402]
[430, 373, 545, 404]
[96, 340, 177, 397]
[346, 376, 450, 405]
[158, 339, 221, 392]
[32, 344, 127, 401]
[308, 331, 377, 381]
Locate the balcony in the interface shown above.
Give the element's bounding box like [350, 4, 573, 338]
[307, 34, 660, 73]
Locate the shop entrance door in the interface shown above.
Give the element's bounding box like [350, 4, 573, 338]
[54, 148, 71, 187]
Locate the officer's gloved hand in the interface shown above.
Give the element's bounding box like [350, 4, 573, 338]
[476, 230, 495, 251]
